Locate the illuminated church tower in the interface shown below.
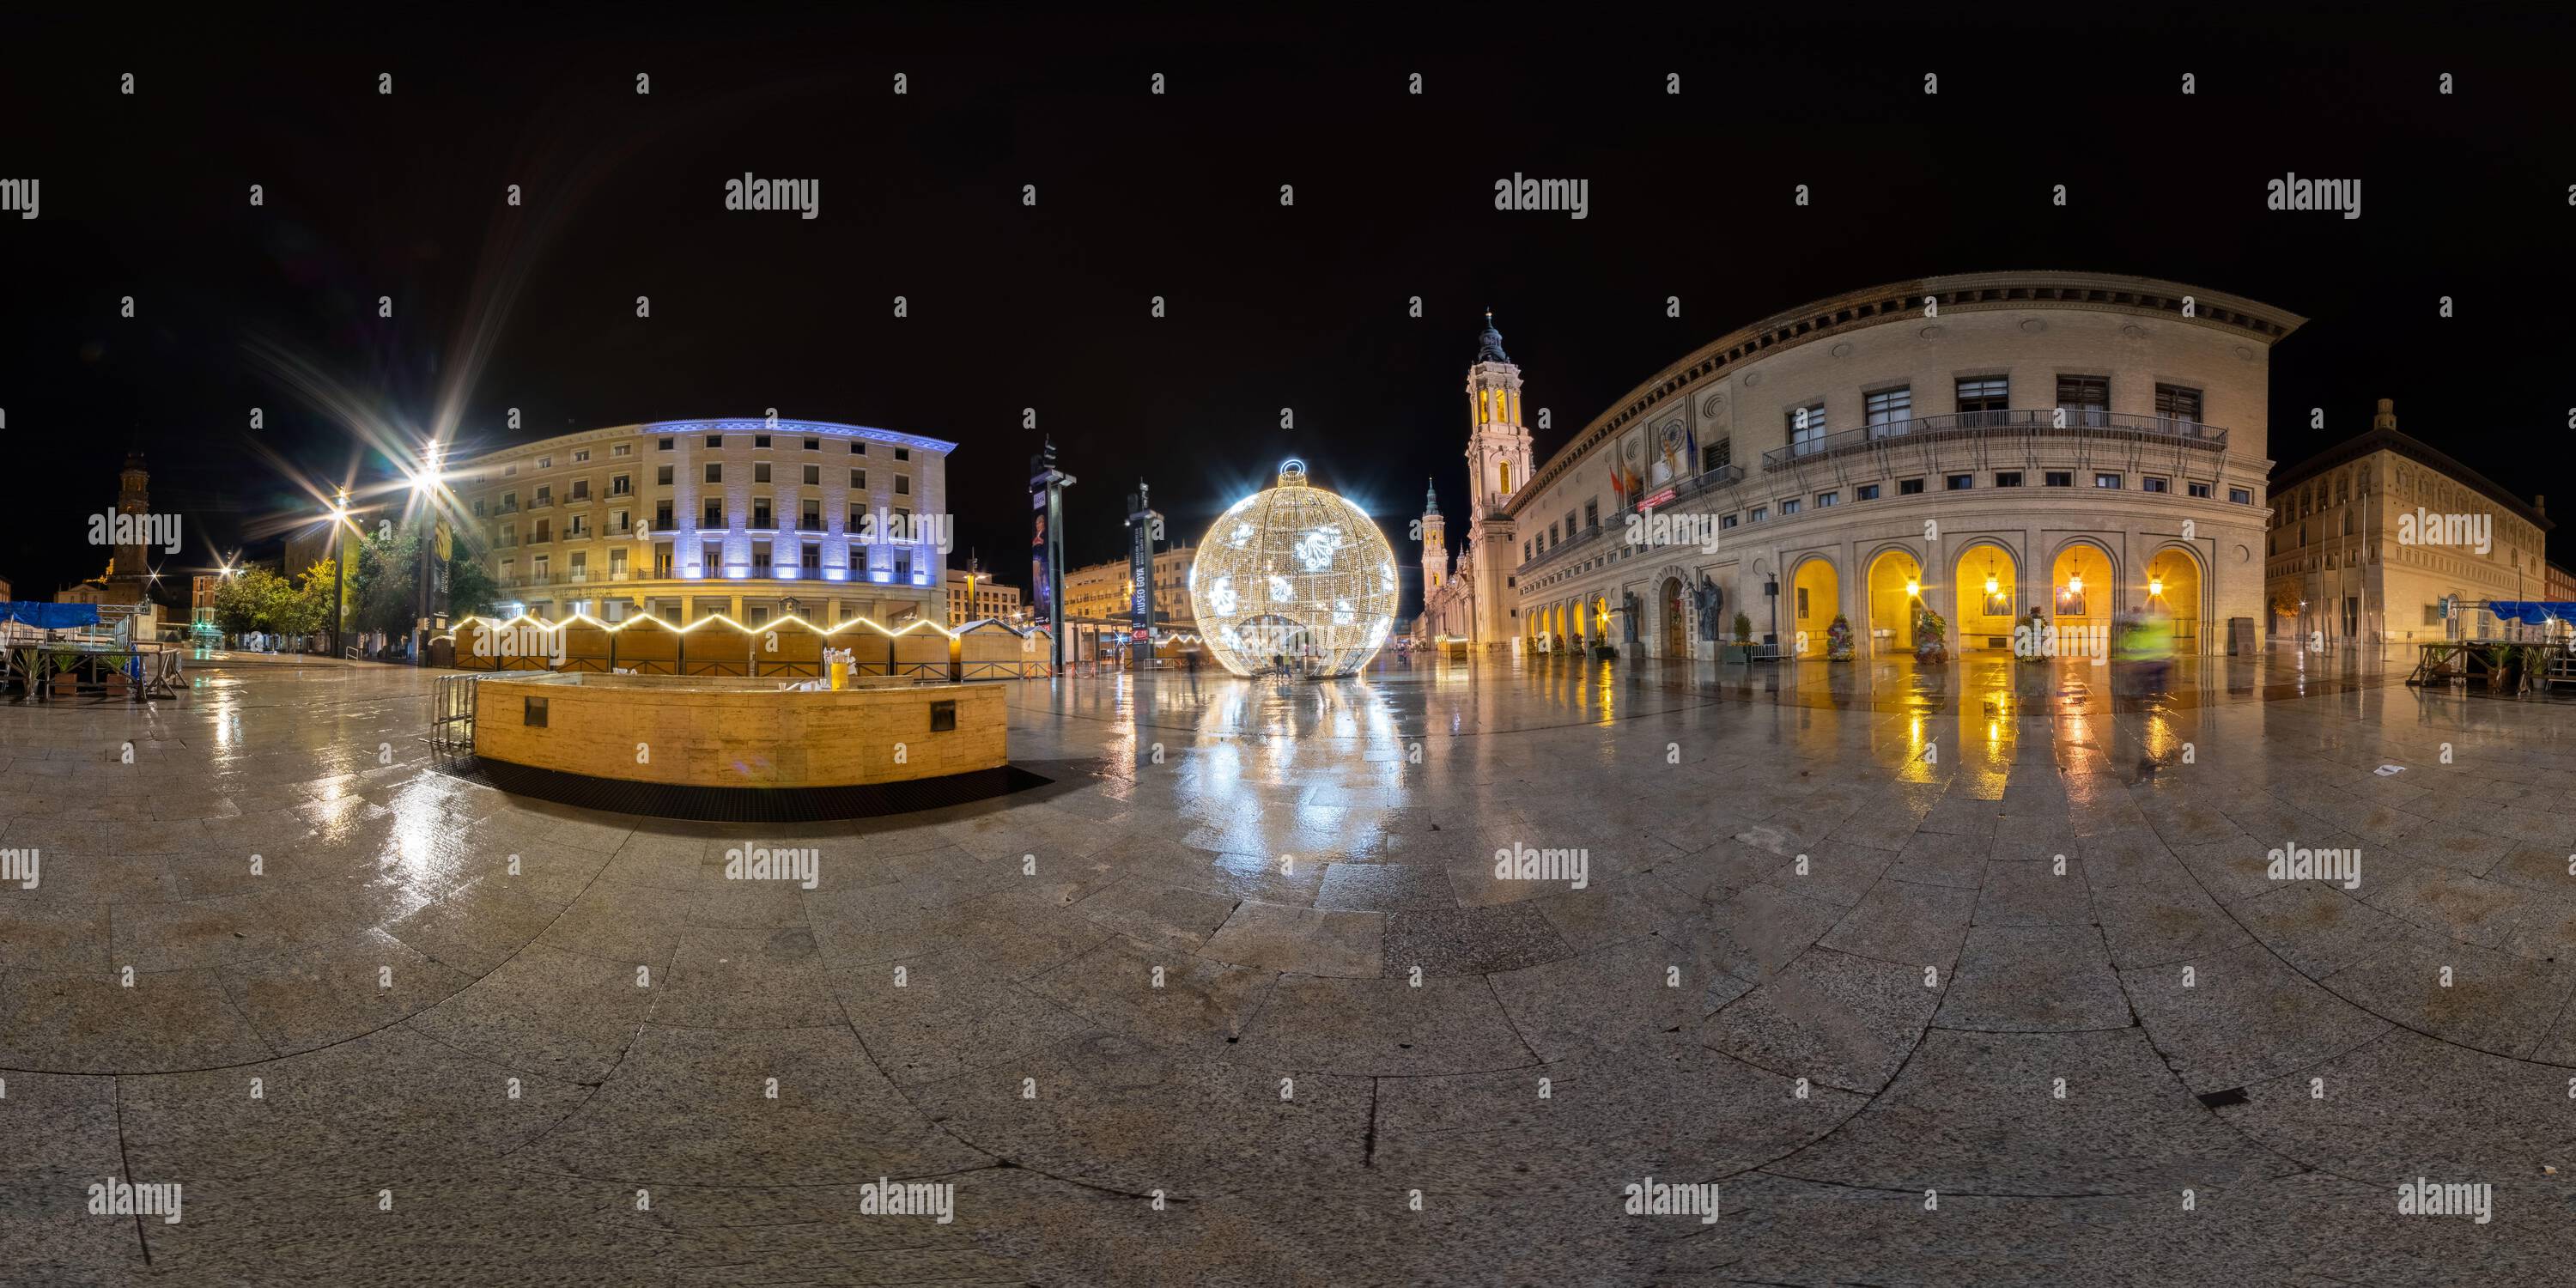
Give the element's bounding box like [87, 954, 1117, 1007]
[1421, 479, 1448, 591]
[1466, 310, 1534, 519]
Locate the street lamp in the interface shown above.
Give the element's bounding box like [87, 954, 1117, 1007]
[328, 486, 350, 659]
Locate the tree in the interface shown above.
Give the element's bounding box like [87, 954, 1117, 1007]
[211, 566, 322, 639]
[447, 550, 501, 620]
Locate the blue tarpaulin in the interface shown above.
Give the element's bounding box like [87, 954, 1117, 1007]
[0, 602, 102, 629]
[2484, 602, 2576, 626]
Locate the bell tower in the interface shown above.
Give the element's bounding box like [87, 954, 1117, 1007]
[1465, 310, 1534, 519]
[1421, 479, 1448, 591]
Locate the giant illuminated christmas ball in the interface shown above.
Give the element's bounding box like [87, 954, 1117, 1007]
[1188, 459, 1398, 677]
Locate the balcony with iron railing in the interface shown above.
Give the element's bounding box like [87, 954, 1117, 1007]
[1760, 410, 2227, 471]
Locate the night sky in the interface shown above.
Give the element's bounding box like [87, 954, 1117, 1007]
[6, 7, 2570, 613]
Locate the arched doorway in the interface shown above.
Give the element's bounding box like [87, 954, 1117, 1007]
[1662, 576, 1686, 657]
[2146, 546, 2203, 653]
[1790, 557, 1838, 656]
[1866, 549, 1922, 654]
[1953, 542, 2018, 653]
[2049, 542, 2112, 649]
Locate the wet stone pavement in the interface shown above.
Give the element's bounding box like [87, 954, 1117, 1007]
[4, 647, 2575, 1284]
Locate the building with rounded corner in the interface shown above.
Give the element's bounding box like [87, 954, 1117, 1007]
[452, 417, 954, 629]
[1423, 272, 2306, 659]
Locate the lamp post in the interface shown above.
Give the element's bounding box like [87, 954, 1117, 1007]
[409, 443, 448, 665]
[329, 487, 349, 659]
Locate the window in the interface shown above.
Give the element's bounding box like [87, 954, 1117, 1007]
[800, 544, 821, 572]
[501, 492, 518, 511]
[655, 501, 673, 529]
[2230, 487, 2253, 504]
[851, 441, 867, 455]
[2142, 477, 2170, 494]
[851, 468, 866, 489]
[657, 465, 673, 485]
[1956, 377, 2009, 415]
[1996, 471, 2024, 487]
[570, 479, 590, 501]
[2424, 605, 2441, 627]
[1721, 513, 1739, 529]
[658, 437, 674, 451]
[504, 464, 518, 477]
[755, 434, 772, 447]
[1817, 491, 1838, 507]
[532, 519, 551, 543]
[754, 463, 772, 483]
[1703, 437, 1731, 474]
[1522, 540, 1532, 562]
[2095, 472, 2123, 489]
[752, 500, 774, 529]
[895, 447, 910, 462]
[1564, 510, 1577, 538]
[895, 476, 910, 495]
[2154, 384, 2203, 423]
[2188, 482, 2213, 499]
[800, 500, 821, 531]
[610, 508, 629, 535]
[1583, 500, 1599, 529]
[1898, 478, 1925, 495]
[705, 464, 722, 483]
[1749, 506, 1769, 523]
[2044, 471, 2073, 488]
[572, 449, 590, 464]
[705, 434, 722, 448]
[2058, 375, 2110, 426]
[537, 456, 553, 470]
[1779, 498, 1801, 515]
[611, 474, 631, 495]
[702, 500, 723, 527]
[1946, 474, 1973, 490]
[614, 443, 632, 457]
[1863, 387, 1911, 435]
[567, 514, 588, 538]
[472, 498, 486, 517]
[803, 437, 819, 451]
[533, 485, 552, 506]
[1856, 483, 1880, 501]
[803, 465, 820, 485]
[1788, 403, 1827, 454]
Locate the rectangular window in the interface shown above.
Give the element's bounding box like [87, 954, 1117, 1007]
[705, 434, 722, 448]
[1721, 513, 1739, 529]
[1788, 403, 1826, 454]
[1779, 498, 1801, 515]
[896, 476, 911, 495]
[1816, 491, 1838, 507]
[657, 465, 673, 485]
[803, 465, 820, 485]
[895, 447, 910, 462]
[851, 441, 866, 455]
[1995, 471, 2024, 487]
[1856, 483, 1880, 501]
[1549, 523, 1560, 545]
[1946, 473, 1973, 490]
[2142, 476, 2170, 494]
[1863, 386, 1911, 435]
[2095, 472, 2123, 489]
[2058, 375, 2110, 427]
[532, 519, 550, 543]
[2154, 384, 2203, 423]
[1583, 500, 1599, 530]
[851, 468, 866, 489]
[801, 544, 821, 571]
[2188, 482, 2213, 499]
[610, 474, 631, 495]
[754, 463, 772, 483]
[702, 500, 722, 527]
[752, 500, 774, 529]
[570, 479, 590, 501]
[658, 437, 674, 451]
[1898, 478, 1925, 495]
[567, 515, 587, 538]
[754, 434, 772, 448]
[2230, 487, 2253, 504]
[655, 501, 673, 529]
[572, 449, 590, 464]
[1955, 376, 2009, 416]
[704, 464, 722, 483]
[613, 443, 632, 457]
[2044, 471, 2073, 488]
[1704, 437, 1732, 473]
[504, 464, 518, 477]
[1522, 541, 1532, 562]
[537, 456, 552, 470]
[803, 436, 820, 451]
[800, 500, 821, 531]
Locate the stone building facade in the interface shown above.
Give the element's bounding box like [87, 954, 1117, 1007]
[1492, 272, 2304, 659]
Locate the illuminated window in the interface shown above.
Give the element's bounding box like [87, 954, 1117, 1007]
[1499, 462, 1511, 493]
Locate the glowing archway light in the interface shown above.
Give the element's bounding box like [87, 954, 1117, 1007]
[1187, 459, 1397, 677]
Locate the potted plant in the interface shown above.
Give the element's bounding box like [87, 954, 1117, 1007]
[1913, 606, 1950, 665]
[49, 650, 82, 697]
[1730, 611, 1754, 663]
[2487, 643, 2512, 693]
[1826, 613, 1855, 660]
